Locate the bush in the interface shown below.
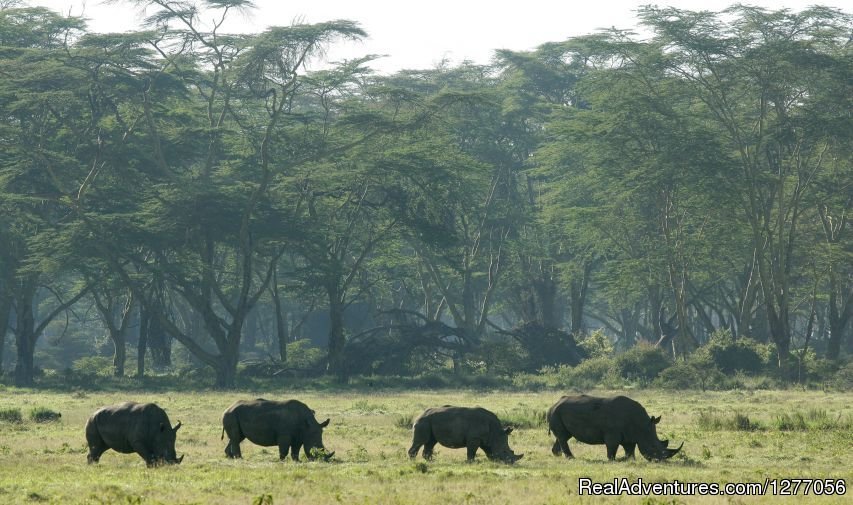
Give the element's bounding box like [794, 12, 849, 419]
[832, 361, 853, 391]
[71, 356, 114, 378]
[0, 408, 23, 424]
[577, 329, 614, 359]
[286, 339, 326, 371]
[614, 344, 671, 382]
[654, 362, 702, 390]
[565, 356, 619, 389]
[696, 409, 757, 431]
[30, 407, 61, 423]
[699, 329, 770, 375]
[476, 337, 529, 375]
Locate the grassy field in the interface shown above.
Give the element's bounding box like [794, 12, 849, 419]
[0, 387, 850, 504]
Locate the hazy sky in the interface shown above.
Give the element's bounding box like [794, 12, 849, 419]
[27, 0, 851, 74]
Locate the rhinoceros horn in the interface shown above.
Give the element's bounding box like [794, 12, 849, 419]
[664, 442, 683, 459]
[173, 421, 182, 432]
[176, 454, 184, 464]
[324, 451, 335, 461]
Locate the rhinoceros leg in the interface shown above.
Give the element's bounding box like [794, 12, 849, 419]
[604, 435, 620, 461]
[223, 420, 244, 459]
[408, 420, 432, 459]
[85, 425, 107, 464]
[465, 440, 481, 462]
[277, 436, 292, 460]
[130, 442, 155, 467]
[622, 443, 636, 459]
[422, 441, 437, 460]
[290, 442, 301, 462]
[549, 421, 574, 458]
[224, 438, 243, 459]
[556, 438, 573, 459]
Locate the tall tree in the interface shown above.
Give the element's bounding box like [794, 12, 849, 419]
[638, 5, 852, 368]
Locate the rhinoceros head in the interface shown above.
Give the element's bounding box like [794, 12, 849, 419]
[155, 420, 184, 465]
[638, 415, 682, 461]
[304, 418, 334, 461]
[485, 426, 524, 464]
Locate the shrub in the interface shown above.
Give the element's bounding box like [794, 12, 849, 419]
[775, 412, 808, 431]
[566, 356, 618, 389]
[476, 337, 529, 375]
[395, 414, 414, 430]
[577, 329, 614, 359]
[614, 344, 671, 382]
[286, 339, 326, 370]
[499, 408, 547, 429]
[696, 409, 757, 431]
[30, 407, 61, 423]
[71, 356, 114, 378]
[699, 329, 770, 375]
[0, 408, 23, 424]
[654, 362, 702, 390]
[832, 361, 853, 391]
[774, 409, 852, 431]
[801, 357, 838, 384]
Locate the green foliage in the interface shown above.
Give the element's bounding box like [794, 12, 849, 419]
[696, 330, 771, 375]
[833, 361, 853, 391]
[286, 339, 326, 371]
[497, 408, 547, 429]
[0, 408, 22, 423]
[614, 344, 671, 382]
[564, 357, 621, 389]
[394, 414, 413, 430]
[70, 356, 114, 378]
[696, 409, 757, 431]
[774, 409, 853, 432]
[29, 407, 61, 423]
[252, 494, 273, 505]
[576, 329, 613, 359]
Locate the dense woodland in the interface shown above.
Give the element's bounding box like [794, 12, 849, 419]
[0, 0, 850, 389]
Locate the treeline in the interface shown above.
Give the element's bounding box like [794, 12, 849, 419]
[0, 1, 850, 388]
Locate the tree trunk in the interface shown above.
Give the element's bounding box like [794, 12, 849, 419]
[275, 305, 288, 364]
[13, 281, 37, 387]
[147, 301, 171, 369]
[14, 297, 36, 387]
[113, 332, 126, 377]
[137, 304, 149, 378]
[270, 264, 288, 363]
[826, 273, 851, 360]
[215, 347, 239, 389]
[569, 261, 592, 336]
[0, 292, 11, 374]
[327, 287, 346, 382]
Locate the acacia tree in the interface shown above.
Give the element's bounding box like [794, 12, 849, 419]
[376, 65, 524, 367]
[74, 0, 369, 387]
[637, 5, 852, 369]
[0, 7, 96, 385]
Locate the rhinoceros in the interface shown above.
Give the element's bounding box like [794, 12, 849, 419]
[221, 399, 334, 461]
[547, 395, 682, 461]
[85, 402, 184, 467]
[407, 406, 524, 463]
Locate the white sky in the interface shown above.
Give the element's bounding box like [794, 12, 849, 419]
[27, 0, 852, 74]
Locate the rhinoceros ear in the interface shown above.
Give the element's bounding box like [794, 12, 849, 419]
[504, 427, 513, 435]
[651, 415, 661, 425]
[320, 418, 330, 428]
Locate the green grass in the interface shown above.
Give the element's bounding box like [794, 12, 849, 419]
[0, 388, 850, 504]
